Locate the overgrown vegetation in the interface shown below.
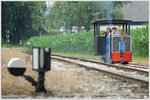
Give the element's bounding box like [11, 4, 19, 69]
[26, 26, 149, 58]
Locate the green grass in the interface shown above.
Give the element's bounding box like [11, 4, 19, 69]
[131, 56, 149, 66]
[53, 52, 101, 59]
[2, 44, 25, 48]
[132, 56, 149, 60]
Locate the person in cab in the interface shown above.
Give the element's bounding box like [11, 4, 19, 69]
[116, 30, 120, 35]
[102, 27, 111, 37]
[111, 27, 119, 36]
[121, 29, 127, 35]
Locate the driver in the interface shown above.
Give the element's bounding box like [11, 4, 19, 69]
[111, 27, 119, 36]
[103, 27, 111, 36]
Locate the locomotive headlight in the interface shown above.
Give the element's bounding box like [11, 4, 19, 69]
[32, 47, 51, 72]
[7, 58, 26, 76]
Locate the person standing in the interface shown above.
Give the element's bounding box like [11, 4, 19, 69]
[103, 27, 111, 36]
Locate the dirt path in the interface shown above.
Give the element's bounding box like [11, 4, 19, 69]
[1, 48, 32, 67]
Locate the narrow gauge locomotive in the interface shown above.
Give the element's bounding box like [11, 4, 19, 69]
[92, 20, 132, 64]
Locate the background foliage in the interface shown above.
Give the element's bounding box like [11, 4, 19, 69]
[2, 1, 148, 58]
[2, 1, 129, 44]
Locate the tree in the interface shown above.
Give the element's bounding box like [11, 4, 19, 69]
[2, 1, 47, 44]
[47, 1, 131, 33]
[29, 2, 47, 35]
[48, 2, 64, 34]
[48, 1, 107, 33]
[61, 2, 76, 33]
[2, 2, 14, 43]
[113, 1, 131, 8]
[112, 7, 124, 19]
[10, 2, 35, 43]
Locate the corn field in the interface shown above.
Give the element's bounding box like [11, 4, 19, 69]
[26, 25, 149, 57]
[130, 25, 149, 57]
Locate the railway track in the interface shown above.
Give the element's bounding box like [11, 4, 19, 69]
[2, 92, 149, 99]
[25, 52, 148, 86]
[25, 51, 148, 71]
[127, 64, 149, 69]
[51, 55, 149, 86]
[52, 54, 149, 72]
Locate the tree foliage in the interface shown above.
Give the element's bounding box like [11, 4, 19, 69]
[2, 1, 130, 44]
[47, 1, 129, 33]
[112, 7, 124, 19]
[29, 2, 47, 34]
[2, 1, 46, 43]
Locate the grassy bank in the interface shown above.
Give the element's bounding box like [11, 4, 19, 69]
[53, 52, 101, 59]
[131, 57, 149, 66]
[2, 44, 25, 48]
[53, 52, 149, 66]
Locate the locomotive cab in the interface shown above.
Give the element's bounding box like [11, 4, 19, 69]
[92, 20, 132, 64]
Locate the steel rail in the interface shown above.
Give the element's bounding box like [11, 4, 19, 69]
[52, 54, 149, 76]
[52, 56, 149, 86]
[25, 51, 148, 69]
[25, 52, 148, 86]
[2, 92, 149, 98]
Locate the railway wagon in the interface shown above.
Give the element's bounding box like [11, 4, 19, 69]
[92, 20, 132, 64]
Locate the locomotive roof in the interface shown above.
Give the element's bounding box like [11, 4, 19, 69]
[92, 19, 132, 24]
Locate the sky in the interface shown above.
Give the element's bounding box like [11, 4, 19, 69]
[46, 1, 54, 8]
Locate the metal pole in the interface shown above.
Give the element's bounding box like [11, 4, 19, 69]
[99, 23, 100, 35]
[35, 72, 47, 92]
[126, 24, 127, 34]
[94, 24, 95, 37]
[98, 23, 100, 35]
[110, 28, 112, 64]
[128, 24, 130, 35]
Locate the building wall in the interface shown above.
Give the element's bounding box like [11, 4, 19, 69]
[121, 1, 149, 21]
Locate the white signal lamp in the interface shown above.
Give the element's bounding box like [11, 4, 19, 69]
[32, 47, 51, 72]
